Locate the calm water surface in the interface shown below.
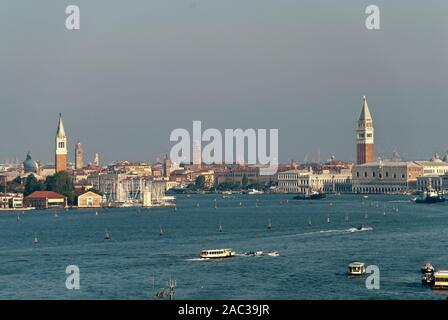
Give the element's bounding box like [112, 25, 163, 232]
[1, 194, 447, 300]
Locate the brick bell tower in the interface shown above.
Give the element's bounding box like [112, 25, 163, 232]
[55, 113, 68, 172]
[356, 96, 375, 164]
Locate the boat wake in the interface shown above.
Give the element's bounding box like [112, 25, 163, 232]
[302, 227, 372, 236]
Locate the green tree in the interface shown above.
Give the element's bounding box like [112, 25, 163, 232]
[195, 175, 206, 190]
[24, 174, 43, 196]
[45, 171, 75, 204]
[241, 174, 249, 189]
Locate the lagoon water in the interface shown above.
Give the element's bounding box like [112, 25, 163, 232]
[1, 194, 448, 300]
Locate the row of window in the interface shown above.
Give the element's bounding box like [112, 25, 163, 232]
[356, 171, 406, 179]
[354, 186, 405, 193]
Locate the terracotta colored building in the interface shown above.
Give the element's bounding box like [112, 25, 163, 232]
[26, 191, 67, 209]
[77, 191, 103, 208]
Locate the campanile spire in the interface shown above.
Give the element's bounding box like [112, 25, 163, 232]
[356, 96, 374, 164]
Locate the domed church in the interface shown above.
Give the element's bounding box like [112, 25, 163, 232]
[23, 152, 38, 174]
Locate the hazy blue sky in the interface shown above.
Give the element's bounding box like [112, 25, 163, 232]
[1, 0, 448, 164]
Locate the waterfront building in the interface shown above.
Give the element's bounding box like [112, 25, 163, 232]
[75, 140, 83, 170]
[413, 153, 448, 176]
[169, 169, 194, 184]
[214, 165, 278, 185]
[278, 168, 352, 194]
[193, 169, 215, 188]
[352, 160, 422, 193]
[0, 193, 24, 209]
[55, 113, 68, 173]
[356, 96, 375, 165]
[77, 190, 103, 208]
[412, 153, 448, 191]
[25, 191, 67, 209]
[416, 176, 444, 191]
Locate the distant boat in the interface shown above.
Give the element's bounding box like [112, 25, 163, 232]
[326, 216, 331, 223]
[95, 211, 99, 216]
[308, 217, 312, 226]
[247, 189, 263, 195]
[196, 203, 200, 208]
[415, 189, 445, 204]
[104, 228, 110, 240]
[33, 233, 38, 245]
[159, 225, 164, 236]
[267, 219, 272, 230]
[219, 223, 223, 233]
[174, 206, 177, 212]
[239, 202, 242, 206]
[54, 213, 58, 217]
[293, 190, 326, 200]
[17, 214, 20, 221]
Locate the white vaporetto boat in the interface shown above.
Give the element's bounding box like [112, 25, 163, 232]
[347, 262, 366, 275]
[200, 248, 235, 259]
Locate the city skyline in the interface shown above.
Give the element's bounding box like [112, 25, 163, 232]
[2, 1, 448, 164]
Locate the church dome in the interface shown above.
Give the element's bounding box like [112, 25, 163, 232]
[443, 152, 448, 162]
[430, 152, 443, 162]
[23, 152, 38, 173]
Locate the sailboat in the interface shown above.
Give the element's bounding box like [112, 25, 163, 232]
[104, 228, 110, 240]
[174, 206, 177, 212]
[33, 233, 38, 245]
[239, 201, 242, 206]
[326, 215, 331, 223]
[308, 217, 312, 226]
[17, 214, 20, 221]
[383, 204, 386, 216]
[219, 222, 223, 233]
[95, 211, 99, 216]
[267, 219, 272, 230]
[159, 225, 164, 236]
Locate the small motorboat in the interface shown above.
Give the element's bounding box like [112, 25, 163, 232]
[421, 263, 435, 274]
[266, 251, 279, 257]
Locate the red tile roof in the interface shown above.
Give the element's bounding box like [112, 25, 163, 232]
[26, 191, 65, 199]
